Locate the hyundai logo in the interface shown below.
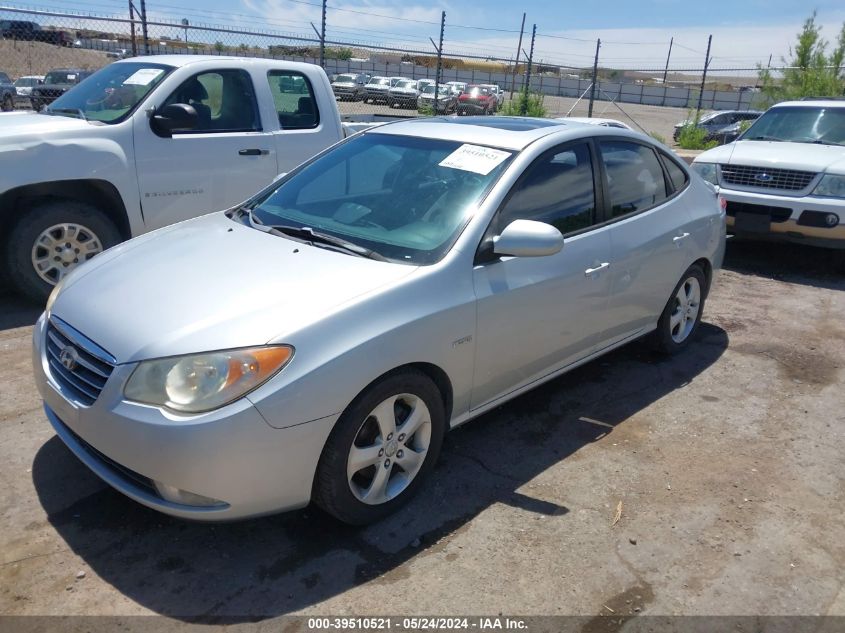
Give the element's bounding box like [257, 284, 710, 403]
[59, 345, 79, 371]
[755, 172, 774, 182]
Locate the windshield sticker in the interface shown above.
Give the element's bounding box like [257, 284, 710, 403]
[123, 68, 164, 86]
[439, 144, 512, 175]
[67, 74, 77, 81]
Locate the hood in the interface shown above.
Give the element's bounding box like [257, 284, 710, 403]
[0, 111, 93, 142]
[51, 213, 419, 363]
[696, 140, 845, 173]
[333, 81, 356, 87]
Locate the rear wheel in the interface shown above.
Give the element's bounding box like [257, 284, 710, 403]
[314, 370, 446, 525]
[5, 199, 122, 303]
[649, 264, 707, 354]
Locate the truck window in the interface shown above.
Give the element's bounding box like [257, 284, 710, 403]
[163, 69, 261, 133]
[267, 70, 319, 130]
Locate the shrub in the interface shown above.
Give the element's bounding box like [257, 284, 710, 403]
[676, 111, 719, 150]
[417, 102, 435, 116]
[500, 90, 547, 117]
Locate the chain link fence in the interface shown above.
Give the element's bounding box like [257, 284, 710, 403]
[1, 4, 773, 141]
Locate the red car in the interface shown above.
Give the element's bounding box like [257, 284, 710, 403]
[457, 85, 497, 115]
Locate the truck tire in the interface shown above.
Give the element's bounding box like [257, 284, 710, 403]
[5, 199, 122, 304]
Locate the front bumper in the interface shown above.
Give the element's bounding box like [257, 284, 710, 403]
[32, 314, 338, 521]
[717, 186, 845, 249]
[457, 102, 491, 114]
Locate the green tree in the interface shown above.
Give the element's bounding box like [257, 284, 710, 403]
[758, 12, 845, 102]
[213, 41, 226, 53]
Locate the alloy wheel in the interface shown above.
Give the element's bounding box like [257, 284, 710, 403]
[669, 276, 701, 343]
[31, 223, 104, 285]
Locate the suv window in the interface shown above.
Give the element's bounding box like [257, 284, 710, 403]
[268, 70, 319, 129]
[0, 73, 10, 84]
[599, 140, 668, 217]
[659, 151, 688, 192]
[163, 69, 260, 133]
[499, 142, 596, 235]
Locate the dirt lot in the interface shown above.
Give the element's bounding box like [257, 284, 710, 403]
[0, 40, 111, 80]
[0, 240, 843, 625]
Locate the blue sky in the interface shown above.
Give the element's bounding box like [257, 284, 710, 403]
[20, 0, 845, 70]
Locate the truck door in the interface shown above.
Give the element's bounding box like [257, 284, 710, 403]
[133, 68, 278, 231]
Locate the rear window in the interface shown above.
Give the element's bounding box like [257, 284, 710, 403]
[660, 152, 689, 192]
[599, 141, 668, 217]
[268, 70, 319, 130]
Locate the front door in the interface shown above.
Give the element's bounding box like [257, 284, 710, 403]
[471, 141, 613, 409]
[134, 68, 277, 231]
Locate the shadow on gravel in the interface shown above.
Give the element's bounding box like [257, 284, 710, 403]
[0, 291, 42, 331]
[722, 238, 845, 291]
[32, 324, 728, 621]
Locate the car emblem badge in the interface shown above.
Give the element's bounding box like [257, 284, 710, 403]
[755, 172, 773, 182]
[59, 345, 79, 371]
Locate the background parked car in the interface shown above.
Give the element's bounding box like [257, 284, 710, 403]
[388, 79, 420, 108]
[331, 73, 368, 101]
[30, 68, 94, 110]
[13, 75, 44, 97]
[417, 84, 457, 114]
[445, 81, 467, 96]
[0, 20, 72, 46]
[0, 71, 15, 112]
[364, 76, 401, 104]
[673, 110, 762, 143]
[457, 84, 498, 115]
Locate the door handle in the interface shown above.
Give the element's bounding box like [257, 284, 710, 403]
[673, 232, 690, 243]
[584, 262, 610, 276]
[238, 148, 268, 156]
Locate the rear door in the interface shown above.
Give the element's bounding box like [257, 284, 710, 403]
[598, 139, 695, 347]
[471, 141, 613, 409]
[134, 67, 277, 230]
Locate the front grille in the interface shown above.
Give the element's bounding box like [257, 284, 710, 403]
[725, 201, 793, 223]
[60, 419, 159, 497]
[720, 164, 817, 191]
[45, 320, 115, 406]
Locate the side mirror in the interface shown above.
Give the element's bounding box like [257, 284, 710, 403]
[150, 103, 198, 136]
[493, 219, 564, 258]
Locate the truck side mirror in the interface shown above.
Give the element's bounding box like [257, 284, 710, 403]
[150, 103, 198, 137]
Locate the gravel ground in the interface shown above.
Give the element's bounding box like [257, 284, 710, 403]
[0, 239, 843, 624]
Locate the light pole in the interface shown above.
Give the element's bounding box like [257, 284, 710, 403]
[181, 18, 189, 53]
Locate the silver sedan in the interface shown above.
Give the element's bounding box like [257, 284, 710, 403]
[33, 117, 725, 524]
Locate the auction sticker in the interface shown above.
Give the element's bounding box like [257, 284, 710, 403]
[439, 144, 511, 175]
[124, 68, 165, 86]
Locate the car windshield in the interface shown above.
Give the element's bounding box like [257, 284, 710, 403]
[741, 106, 845, 145]
[15, 77, 39, 87]
[44, 62, 173, 124]
[369, 77, 389, 85]
[249, 133, 515, 264]
[44, 71, 81, 85]
[395, 80, 415, 89]
[335, 74, 356, 83]
[468, 87, 489, 96]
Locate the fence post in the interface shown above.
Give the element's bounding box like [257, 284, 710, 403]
[128, 0, 138, 57]
[661, 37, 672, 106]
[139, 0, 149, 55]
[696, 34, 712, 114]
[434, 11, 445, 114]
[510, 13, 526, 97]
[588, 38, 600, 117]
[319, 0, 327, 68]
[523, 24, 536, 98]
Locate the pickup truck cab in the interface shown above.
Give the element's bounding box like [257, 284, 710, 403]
[0, 56, 351, 301]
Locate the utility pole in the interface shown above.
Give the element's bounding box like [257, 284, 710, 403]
[696, 34, 712, 114]
[139, 0, 149, 55]
[661, 37, 673, 84]
[320, 0, 327, 68]
[181, 18, 189, 53]
[588, 38, 600, 117]
[523, 24, 536, 96]
[510, 12, 526, 97]
[434, 11, 445, 114]
[128, 0, 137, 57]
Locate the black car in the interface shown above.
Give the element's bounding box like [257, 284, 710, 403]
[673, 110, 763, 143]
[0, 20, 72, 46]
[0, 71, 15, 111]
[30, 68, 94, 111]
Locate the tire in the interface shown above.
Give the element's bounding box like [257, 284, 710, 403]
[1, 94, 12, 112]
[313, 370, 446, 525]
[5, 199, 122, 304]
[649, 264, 708, 354]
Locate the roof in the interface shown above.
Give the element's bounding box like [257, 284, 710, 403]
[774, 99, 845, 108]
[368, 116, 587, 151]
[114, 55, 322, 74]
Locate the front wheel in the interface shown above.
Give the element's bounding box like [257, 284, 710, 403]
[1, 94, 13, 112]
[5, 199, 122, 303]
[313, 370, 446, 525]
[649, 264, 707, 354]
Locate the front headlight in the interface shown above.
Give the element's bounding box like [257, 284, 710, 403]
[692, 162, 718, 185]
[812, 174, 845, 198]
[124, 346, 293, 413]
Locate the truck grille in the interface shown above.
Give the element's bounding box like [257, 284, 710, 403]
[46, 319, 115, 406]
[720, 164, 817, 191]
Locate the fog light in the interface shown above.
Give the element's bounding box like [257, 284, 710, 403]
[825, 213, 839, 227]
[153, 481, 226, 507]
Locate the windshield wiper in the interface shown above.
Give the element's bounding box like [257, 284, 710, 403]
[807, 139, 844, 146]
[248, 212, 387, 262]
[43, 107, 88, 121]
[742, 135, 781, 142]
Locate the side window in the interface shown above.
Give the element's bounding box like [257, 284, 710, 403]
[268, 70, 319, 129]
[499, 142, 596, 235]
[163, 69, 259, 133]
[599, 141, 668, 217]
[659, 151, 689, 192]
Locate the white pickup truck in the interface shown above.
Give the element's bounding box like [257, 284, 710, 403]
[0, 55, 369, 301]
